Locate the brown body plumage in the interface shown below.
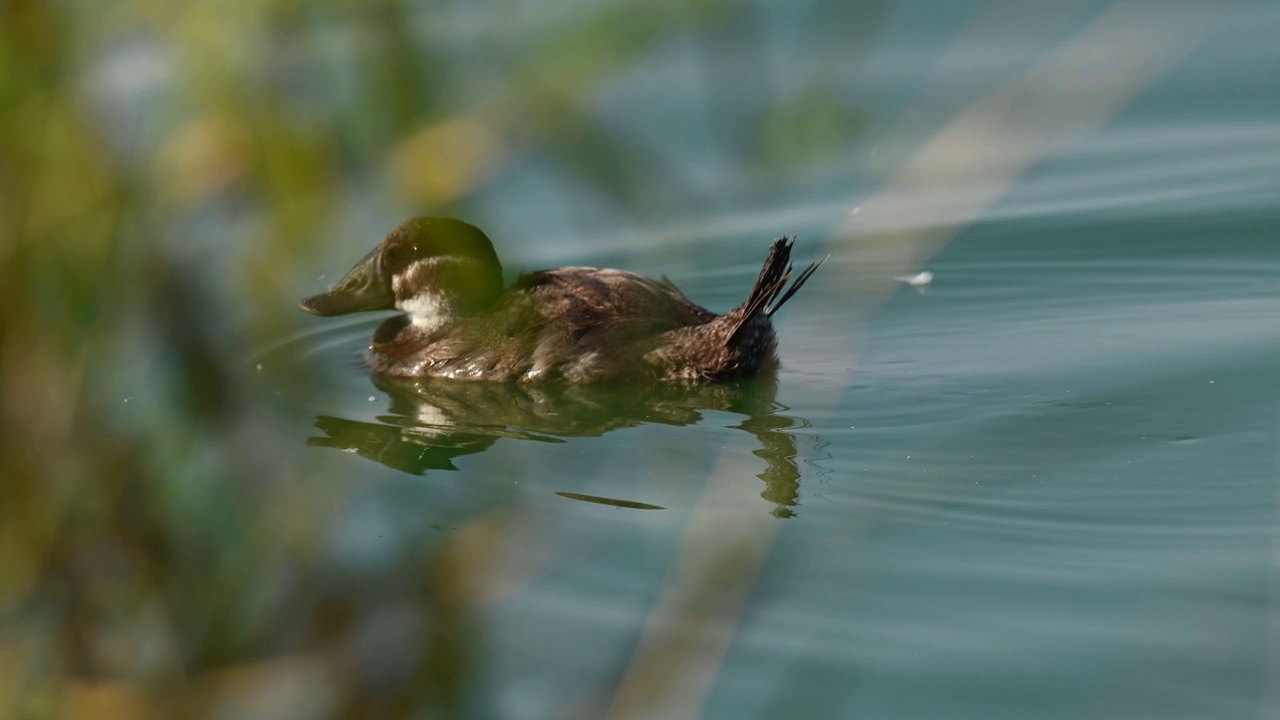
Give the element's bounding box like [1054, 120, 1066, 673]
[300, 217, 823, 383]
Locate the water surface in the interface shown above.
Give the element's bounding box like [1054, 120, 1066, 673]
[252, 3, 1280, 718]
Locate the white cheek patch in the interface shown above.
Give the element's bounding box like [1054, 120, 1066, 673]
[397, 292, 453, 332]
[390, 256, 487, 333]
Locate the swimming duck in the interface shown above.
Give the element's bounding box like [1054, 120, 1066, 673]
[299, 217, 823, 383]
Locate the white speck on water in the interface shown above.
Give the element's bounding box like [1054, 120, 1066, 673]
[1209, 380, 1215, 384]
[849, 206, 862, 215]
[368, 396, 376, 403]
[256, 363, 263, 372]
[895, 271, 934, 287]
[123, 397, 130, 403]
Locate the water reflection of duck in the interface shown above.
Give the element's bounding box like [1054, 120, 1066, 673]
[309, 373, 806, 517]
[300, 217, 823, 382]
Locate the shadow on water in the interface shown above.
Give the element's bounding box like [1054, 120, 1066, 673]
[308, 372, 806, 517]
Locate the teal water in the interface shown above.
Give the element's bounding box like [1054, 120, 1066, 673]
[244, 2, 1280, 718]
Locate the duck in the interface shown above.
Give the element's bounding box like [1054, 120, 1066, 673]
[299, 217, 824, 383]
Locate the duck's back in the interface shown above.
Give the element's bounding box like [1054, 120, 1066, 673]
[515, 267, 715, 339]
[372, 267, 717, 382]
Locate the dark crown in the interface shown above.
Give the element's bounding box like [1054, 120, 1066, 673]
[378, 217, 503, 278]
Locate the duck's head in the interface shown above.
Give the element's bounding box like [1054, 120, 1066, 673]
[300, 217, 504, 332]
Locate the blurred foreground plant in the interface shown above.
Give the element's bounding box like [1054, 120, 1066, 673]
[0, 2, 502, 716]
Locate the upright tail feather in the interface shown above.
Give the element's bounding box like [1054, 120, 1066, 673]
[729, 237, 826, 344]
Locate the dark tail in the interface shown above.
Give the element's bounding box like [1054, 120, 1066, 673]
[729, 237, 826, 344]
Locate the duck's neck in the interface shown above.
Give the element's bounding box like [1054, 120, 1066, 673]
[390, 256, 502, 334]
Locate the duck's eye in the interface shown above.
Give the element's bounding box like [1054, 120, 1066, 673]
[382, 245, 407, 272]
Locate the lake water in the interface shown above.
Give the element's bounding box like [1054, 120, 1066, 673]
[239, 2, 1280, 718]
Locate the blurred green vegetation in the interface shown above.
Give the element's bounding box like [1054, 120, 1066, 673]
[0, 0, 872, 716]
